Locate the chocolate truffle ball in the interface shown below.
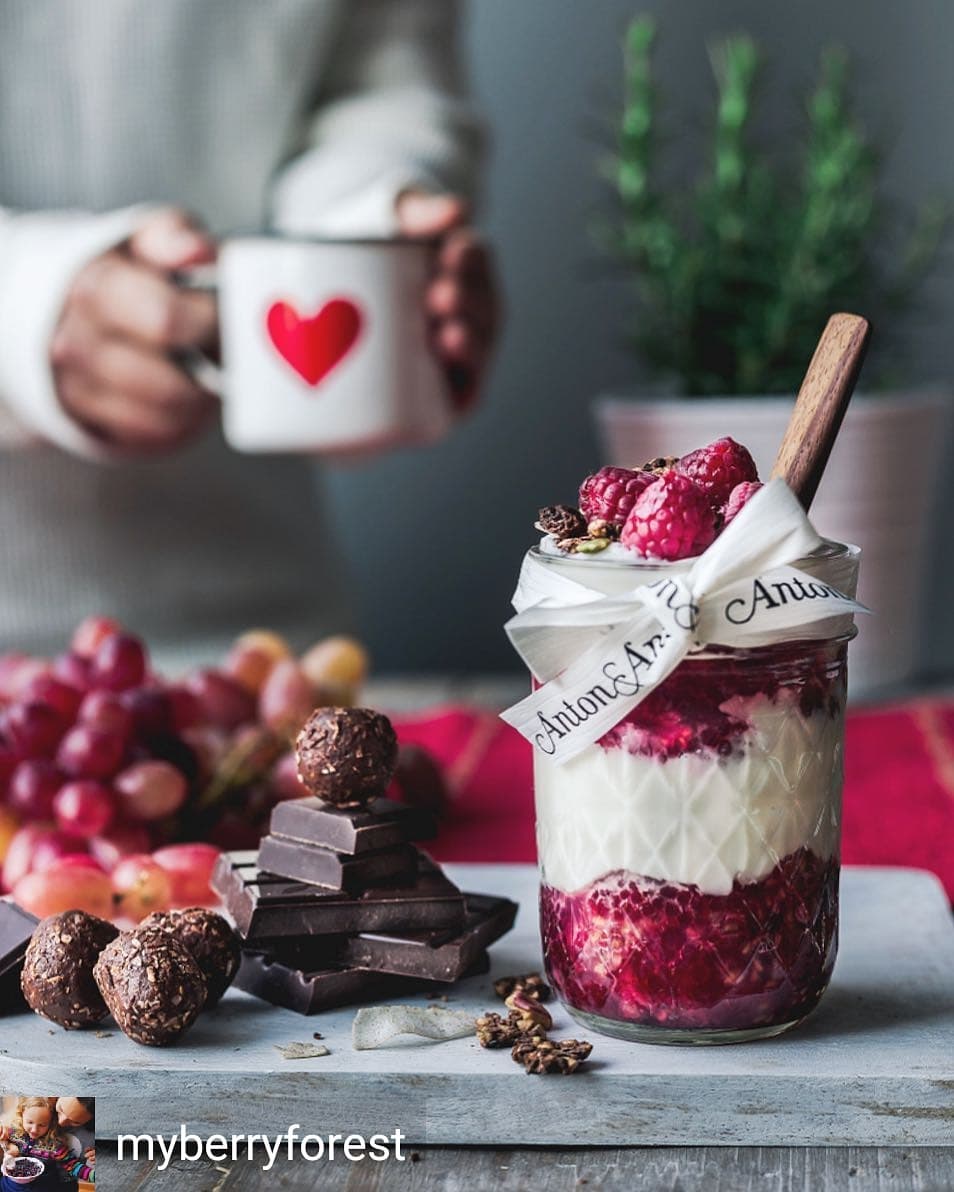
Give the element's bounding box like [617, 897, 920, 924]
[93, 930, 206, 1047]
[138, 908, 240, 1007]
[295, 706, 398, 806]
[21, 910, 119, 1029]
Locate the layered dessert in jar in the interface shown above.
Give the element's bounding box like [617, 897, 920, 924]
[519, 439, 860, 1043]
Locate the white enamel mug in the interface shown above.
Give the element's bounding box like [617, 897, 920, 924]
[186, 235, 453, 455]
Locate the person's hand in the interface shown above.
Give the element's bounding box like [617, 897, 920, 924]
[396, 192, 498, 414]
[52, 207, 220, 453]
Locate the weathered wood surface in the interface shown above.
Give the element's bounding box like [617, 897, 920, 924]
[1, 866, 952, 1147]
[95, 1144, 954, 1191]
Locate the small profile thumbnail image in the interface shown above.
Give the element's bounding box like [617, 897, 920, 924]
[0, 1096, 95, 1189]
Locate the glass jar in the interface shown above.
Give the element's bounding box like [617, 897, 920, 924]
[528, 542, 859, 1044]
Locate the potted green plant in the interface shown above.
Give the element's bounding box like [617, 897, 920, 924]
[596, 16, 950, 695]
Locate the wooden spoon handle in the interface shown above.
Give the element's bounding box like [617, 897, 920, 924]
[771, 312, 871, 511]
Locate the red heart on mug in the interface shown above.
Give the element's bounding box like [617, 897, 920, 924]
[265, 298, 364, 386]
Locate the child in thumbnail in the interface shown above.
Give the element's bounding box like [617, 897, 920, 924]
[0, 1097, 92, 1189]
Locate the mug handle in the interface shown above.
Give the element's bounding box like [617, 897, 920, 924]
[174, 265, 224, 394]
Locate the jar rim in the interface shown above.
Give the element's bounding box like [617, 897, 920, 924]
[529, 537, 860, 572]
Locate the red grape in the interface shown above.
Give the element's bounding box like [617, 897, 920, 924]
[57, 725, 126, 779]
[179, 725, 228, 785]
[57, 852, 106, 872]
[0, 746, 16, 797]
[90, 633, 147, 692]
[0, 653, 30, 700]
[2, 824, 90, 892]
[3, 701, 67, 759]
[152, 842, 220, 906]
[22, 675, 83, 721]
[78, 690, 134, 739]
[32, 829, 90, 873]
[51, 652, 92, 693]
[259, 660, 318, 736]
[7, 759, 62, 819]
[13, 864, 113, 919]
[0, 655, 49, 702]
[223, 648, 270, 696]
[3, 618, 372, 910]
[224, 630, 291, 694]
[112, 853, 173, 921]
[89, 823, 152, 871]
[390, 745, 449, 816]
[270, 752, 310, 801]
[114, 760, 187, 820]
[2, 824, 52, 892]
[208, 810, 265, 851]
[71, 615, 123, 659]
[121, 686, 173, 738]
[54, 780, 115, 838]
[185, 669, 255, 731]
[167, 685, 201, 732]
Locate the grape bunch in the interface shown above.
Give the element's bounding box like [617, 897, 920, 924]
[0, 617, 369, 924]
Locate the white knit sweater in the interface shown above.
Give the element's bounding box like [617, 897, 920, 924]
[0, 0, 482, 660]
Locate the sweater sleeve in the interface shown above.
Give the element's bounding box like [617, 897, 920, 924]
[270, 0, 485, 237]
[63, 1154, 95, 1182]
[0, 204, 153, 459]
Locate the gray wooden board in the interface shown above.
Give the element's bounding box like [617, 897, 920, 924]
[1, 865, 952, 1148]
[93, 1144, 954, 1192]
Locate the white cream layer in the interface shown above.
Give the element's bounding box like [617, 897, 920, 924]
[534, 691, 842, 897]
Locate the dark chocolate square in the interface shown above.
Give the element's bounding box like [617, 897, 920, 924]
[274, 892, 518, 983]
[234, 950, 491, 1015]
[257, 835, 417, 893]
[269, 796, 435, 855]
[212, 851, 466, 942]
[0, 901, 38, 1014]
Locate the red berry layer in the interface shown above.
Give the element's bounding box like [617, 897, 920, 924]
[598, 638, 847, 761]
[540, 847, 838, 1033]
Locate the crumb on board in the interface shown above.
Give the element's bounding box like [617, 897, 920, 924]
[275, 1041, 331, 1060]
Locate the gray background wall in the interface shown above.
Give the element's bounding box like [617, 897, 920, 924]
[323, 0, 954, 676]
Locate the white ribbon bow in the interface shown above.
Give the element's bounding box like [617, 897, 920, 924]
[501, 479, 866, 763]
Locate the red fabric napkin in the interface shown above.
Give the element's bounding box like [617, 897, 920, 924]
[840, 698, 954, 898]
[393, 698, 954, 900]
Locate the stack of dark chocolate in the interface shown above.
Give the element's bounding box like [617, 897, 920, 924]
[213, 707, 516, 1015]
[0, 901, 38, 1013]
